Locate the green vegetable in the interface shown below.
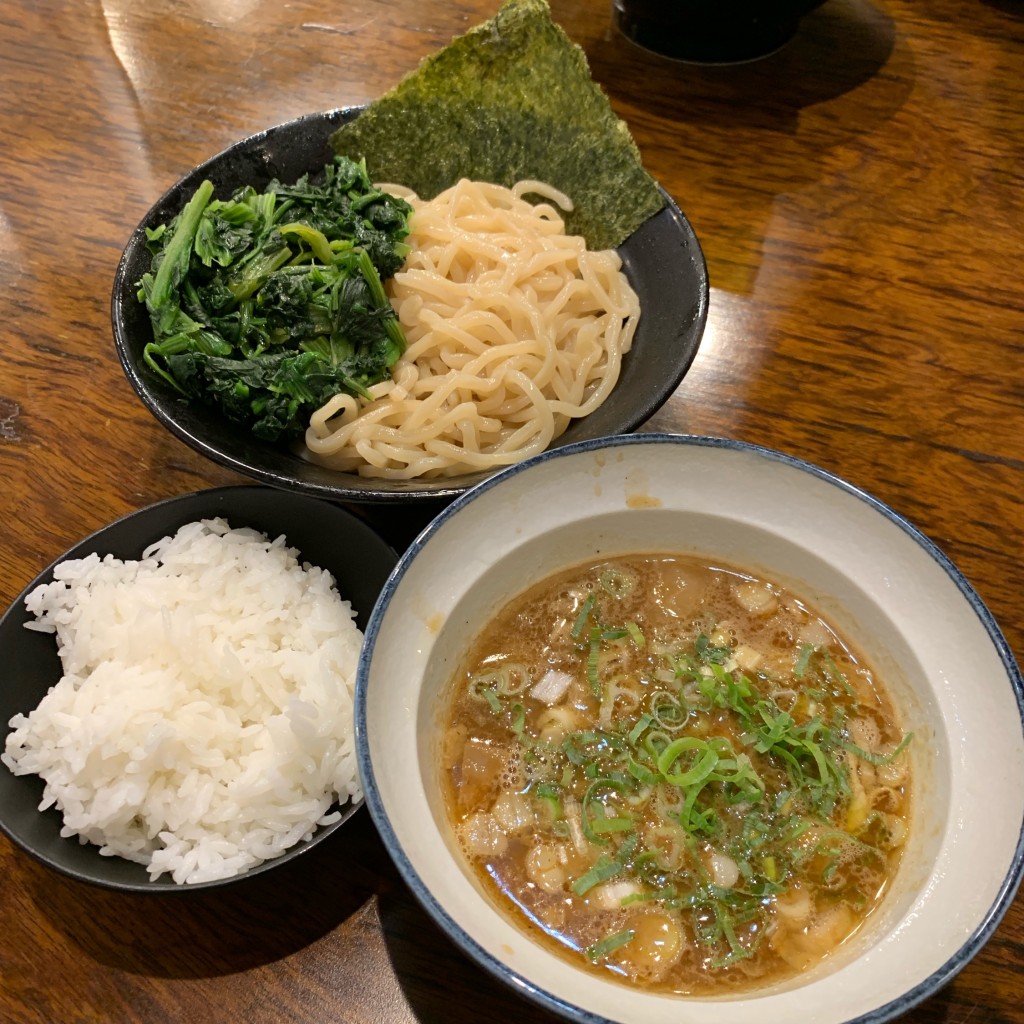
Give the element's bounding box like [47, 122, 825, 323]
[585, 929, 635, 962]
[582, 778, 633, 844]
[625, 620, 645, 648]
[138, 156, 413, 441]
[793, 643, 815, 678]
[572, 833, 639, 896]
[534, 781, 563, 821]
[330, 0, 665, 251]
[571, 593, 596, 640]
[586, 630, 602, 698]
[657, 737, 719, 788]
[842, 731, 914, 766]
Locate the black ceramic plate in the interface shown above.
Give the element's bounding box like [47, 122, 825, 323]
[0, 486, 398, 892]
[111, 108, 709, 503]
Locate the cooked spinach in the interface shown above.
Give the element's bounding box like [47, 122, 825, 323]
[138, 156, 413, 441]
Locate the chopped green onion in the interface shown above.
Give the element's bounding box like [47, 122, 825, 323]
[586, 929, 636, 961]
[510, 702, 526, 739]
[622, 712, 655, 745]
[573, 831, 634, 897]
[842, 732, 913, 766]
[582, 778, 629, 844]
[587, 631, 602, 698]
[589, 816, 634, 835]
[534, 782, 562, 821]
[794, 643, 815, 678]
[599, 567, 635, 599]
[469, 665, 530, 706]
[572, 855, 624, 895]
[627, 713, 656, 745]
[571, 594, 596, 639]
[625, 620, 646, 648]
[821, 651, 855, 696]
[621, 884, 678, 906]
[627, 754, 660, 786]
[650, 691, 688, 731]
[642, 729, 672, 761]
[710, 910, 753, 967]
[696, 633, 731, 665]
[468, 681, 502, 714]
[657, 737, 718, 787]
[801, 737, 832, 785]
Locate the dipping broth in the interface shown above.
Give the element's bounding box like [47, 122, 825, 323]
[441, 556, 912, 994]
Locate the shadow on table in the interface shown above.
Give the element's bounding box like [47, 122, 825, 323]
[23, 807, 387, 977]
[25, 806, 593, 1017]
[977, 0, 1024, 20]
[374, 881, 568, 1024]
[573, 0, 914, 296]
[583, 0, 902, 127]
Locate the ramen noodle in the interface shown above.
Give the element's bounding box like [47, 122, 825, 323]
[304, 179, 639, 479]
[441, 555, 912, 994]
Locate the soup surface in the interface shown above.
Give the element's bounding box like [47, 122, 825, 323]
[441, 555, 912, 994]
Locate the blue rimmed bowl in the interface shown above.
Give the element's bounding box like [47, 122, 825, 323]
[355, 433, 1024, 1023]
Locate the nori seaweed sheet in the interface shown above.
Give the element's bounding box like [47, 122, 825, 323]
[330, 0, 665, 251]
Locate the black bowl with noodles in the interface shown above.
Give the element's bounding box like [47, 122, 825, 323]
[111, 108, 709, 504]
[0, 485, 398, 893]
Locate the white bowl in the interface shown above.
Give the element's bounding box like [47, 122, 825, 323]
[356, 434, 1024, 1023]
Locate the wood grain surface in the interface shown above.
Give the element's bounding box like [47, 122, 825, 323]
[1, 1, 1022, 1022]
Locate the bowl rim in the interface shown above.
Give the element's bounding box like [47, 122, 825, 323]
[109, 107, 710, 504]
[355, 431, 1024, 1023]
[0, 483, 397, 893]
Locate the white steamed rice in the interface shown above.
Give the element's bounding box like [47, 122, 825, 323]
[2, 517, 364, 884]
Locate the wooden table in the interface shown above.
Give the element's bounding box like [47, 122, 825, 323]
[1, 1, 1022, 1021]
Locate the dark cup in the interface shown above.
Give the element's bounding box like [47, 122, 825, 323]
[613, 0, 827, 64]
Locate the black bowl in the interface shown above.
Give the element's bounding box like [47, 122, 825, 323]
[111, 108, 709, 504]
[613, 0, 829, 64]
[0, 486, 398, 892]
